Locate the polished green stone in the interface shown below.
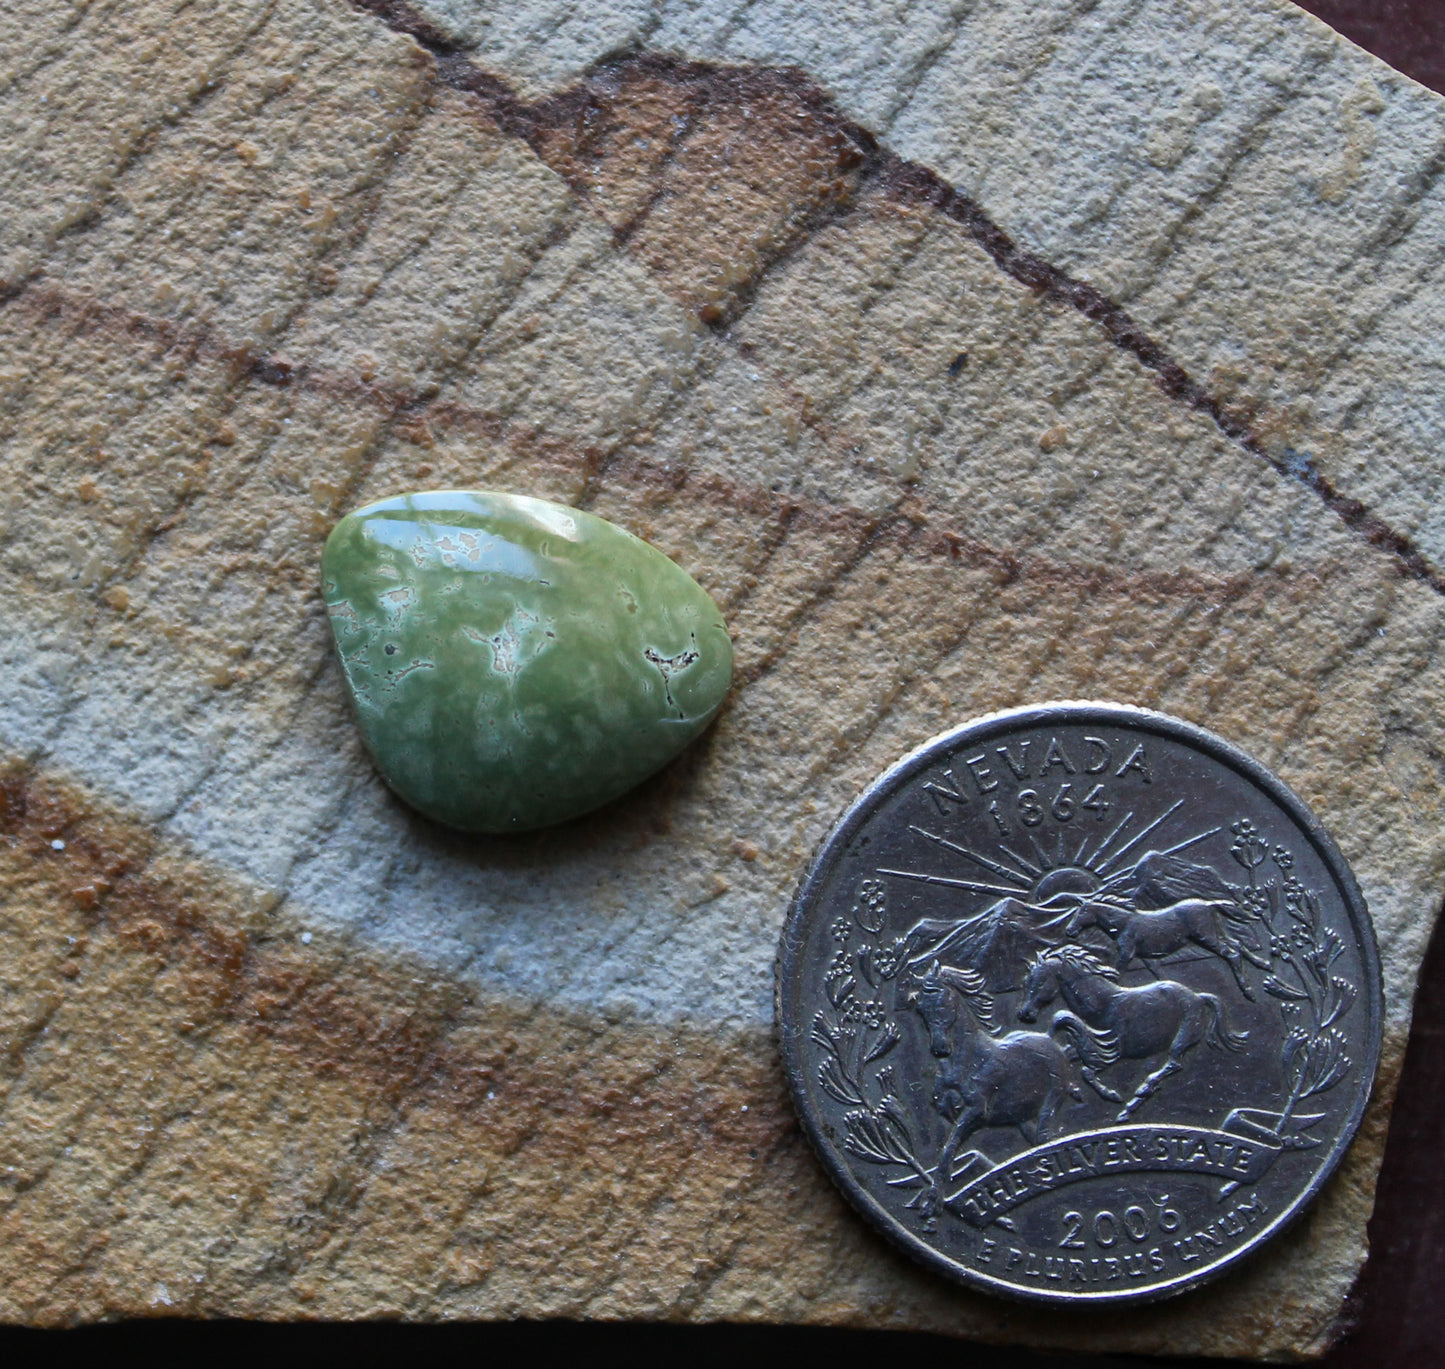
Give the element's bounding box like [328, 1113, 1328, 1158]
[322, 490, 733, 833]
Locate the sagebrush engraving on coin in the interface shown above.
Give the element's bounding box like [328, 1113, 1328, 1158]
[778, 705, 1382, 1304]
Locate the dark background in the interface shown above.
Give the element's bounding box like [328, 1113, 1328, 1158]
[3, 3, 1442, 1364]
[1300, 0, 1445, 97]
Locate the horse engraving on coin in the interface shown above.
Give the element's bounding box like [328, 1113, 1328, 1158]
[778, 704, 1381, 1305]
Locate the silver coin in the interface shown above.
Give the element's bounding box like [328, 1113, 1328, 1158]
[777, 703, 1382, 1305]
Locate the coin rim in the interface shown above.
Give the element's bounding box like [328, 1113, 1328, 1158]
[776, 701, 1384, 1307]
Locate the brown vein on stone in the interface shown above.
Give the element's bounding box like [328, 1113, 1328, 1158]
[0, 761, 798, 1311]
[0, 278, 1294, 637]
[340, 2, 1445, 598]
[0, 759, 775, 1126]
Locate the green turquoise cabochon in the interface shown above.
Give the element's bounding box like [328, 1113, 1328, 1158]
[321, 491, 733, 832]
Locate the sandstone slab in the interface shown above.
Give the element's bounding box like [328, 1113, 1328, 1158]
[1, 0, 1443, 1358]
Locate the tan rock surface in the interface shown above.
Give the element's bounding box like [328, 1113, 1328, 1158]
[1, 0, 1443, 1356]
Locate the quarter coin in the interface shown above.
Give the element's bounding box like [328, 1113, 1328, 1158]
[777, 703, 1382, 1304]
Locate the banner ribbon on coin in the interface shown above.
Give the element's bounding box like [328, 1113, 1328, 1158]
[946, 1110, 1319, 1228]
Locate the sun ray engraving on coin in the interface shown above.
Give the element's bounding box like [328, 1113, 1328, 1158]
[777, 704, 1382, 1304]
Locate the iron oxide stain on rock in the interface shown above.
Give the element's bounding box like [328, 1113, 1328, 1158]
[322, 490, 733, 831]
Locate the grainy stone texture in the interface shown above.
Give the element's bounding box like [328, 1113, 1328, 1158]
[0, 0, 1442, 1357]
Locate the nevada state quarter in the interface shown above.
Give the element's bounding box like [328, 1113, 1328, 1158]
[777, 703, 1381, 1305]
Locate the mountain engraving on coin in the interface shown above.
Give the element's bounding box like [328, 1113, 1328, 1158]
[777, 704, 1382, 1304]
